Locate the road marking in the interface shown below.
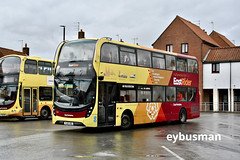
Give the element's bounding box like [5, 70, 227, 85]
[161, 146, 184, 160]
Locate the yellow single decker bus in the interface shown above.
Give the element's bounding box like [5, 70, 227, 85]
[53, 38, 199, 129]
[0, 55, 54, 120]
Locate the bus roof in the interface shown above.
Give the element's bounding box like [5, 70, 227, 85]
[64, 38, 197, 60]
[58, 38, 198, 61]
[0, 54, 54, 62]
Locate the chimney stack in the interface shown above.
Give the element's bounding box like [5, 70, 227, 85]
[78, 29, 85, 39]
[23, 43, 29, 56]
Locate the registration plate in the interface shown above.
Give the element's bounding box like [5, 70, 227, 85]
[64, 122, 74, 126]
[0, 114, 6, 116]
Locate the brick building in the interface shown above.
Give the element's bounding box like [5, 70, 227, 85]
[152, 16, 234, 110]
[0, 43, 29, 58]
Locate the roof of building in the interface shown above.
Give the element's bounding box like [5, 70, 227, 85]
[0, 47, 25, 57]
[152, 16, 219, 47]
[177, 16, 219, 47]
[209, 30, 235, 47]
[204, 46, 240, 62]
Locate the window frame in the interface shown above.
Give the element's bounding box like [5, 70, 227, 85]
[119, 46, 137, 66]
[137, 49, 152, 68]
[137, 85, 152, 102]
[212, 63, 220, 73]
[120, 84, 137, 103]
[166, 55, 176, 71]
[188, 59, 198, 73]
[100, 43, 119, 64]
[181, 43, 188, 53]
[177, 87, 188, 102]
[166, 86, 176, 102]
[38, 61, 52, 75]
[153, 86, 165, 102]
[166, 44, 173, 52]
[152, 52, 165, 69]
[24, 59, 37, 74]
[39, 87, 53, 101]
[177, 57, 187, 72]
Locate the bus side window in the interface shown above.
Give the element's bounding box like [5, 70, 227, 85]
[120, 47, 136, 66]
[24, 60, 37, 74]
[101, 43, 119, 63]
[120, 90, 136, 102]
[153, 86, 165, 102]
[137, 49, 151, 67]
[39, 87, 52, 101]
[166, 55, 176, 71]
[120, 85, 136, 102]
[152, 53, 165, 69]
[188, 87, 197, 102]
[120, 51, 136, 66]
[177, 87, 187, 101]
[177, 58, 187, 72]
[188, 59, 198, 73]
[166, 86, 176, 102]
[137, 86, 151, 102]
[38, 61, 52, 75]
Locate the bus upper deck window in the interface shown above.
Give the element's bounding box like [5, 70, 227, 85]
[137, 50, 151, 67]
[101, 43, 119, 63]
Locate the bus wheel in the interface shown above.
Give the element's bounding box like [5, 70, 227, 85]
[121, 113, 133, 129]
[40, 107, 50, 120]
[179, 108, 187, 123]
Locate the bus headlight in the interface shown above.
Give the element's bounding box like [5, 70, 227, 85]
[85, 106, 94, 118]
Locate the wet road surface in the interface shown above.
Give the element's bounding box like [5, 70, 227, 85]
[0, 112, 239, 160]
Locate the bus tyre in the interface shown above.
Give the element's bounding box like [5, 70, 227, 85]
[179, 108, 187, 124]
[40, 107, 50, 120]
[121, 113, 133, 130]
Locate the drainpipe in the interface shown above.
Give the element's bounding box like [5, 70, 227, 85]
[230, 61, 232, 111]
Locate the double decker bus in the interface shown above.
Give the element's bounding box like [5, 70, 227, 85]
[53, 38, 199, 129]
[0, 55, 54, 120]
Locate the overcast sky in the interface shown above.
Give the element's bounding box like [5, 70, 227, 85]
[0, 0, 239, 60]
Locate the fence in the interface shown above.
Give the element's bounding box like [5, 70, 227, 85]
[201, 102, 240, 112]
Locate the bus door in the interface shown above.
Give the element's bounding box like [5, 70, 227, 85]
[98, 82, 117, 126]
[23, 88, 38, 116]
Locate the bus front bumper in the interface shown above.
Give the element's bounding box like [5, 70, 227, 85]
[55, 120, 85, 126]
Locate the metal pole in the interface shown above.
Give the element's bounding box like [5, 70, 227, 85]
[60, 25, 66, 41]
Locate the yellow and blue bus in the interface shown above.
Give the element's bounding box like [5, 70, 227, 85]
[0, 55, 54, 120]
[53, 38, 199, 129]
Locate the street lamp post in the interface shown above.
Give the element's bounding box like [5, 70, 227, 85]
[60, 25, 66, 41]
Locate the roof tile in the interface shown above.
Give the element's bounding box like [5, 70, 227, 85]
[0, 47, 25, 57]
[205, 46, 240, 62]
[177, 16, 219, 47]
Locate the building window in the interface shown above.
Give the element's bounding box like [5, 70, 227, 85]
[166, 44, 173, 52]
[212, 63, 220, 73]
[181, 43, 188, 53]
